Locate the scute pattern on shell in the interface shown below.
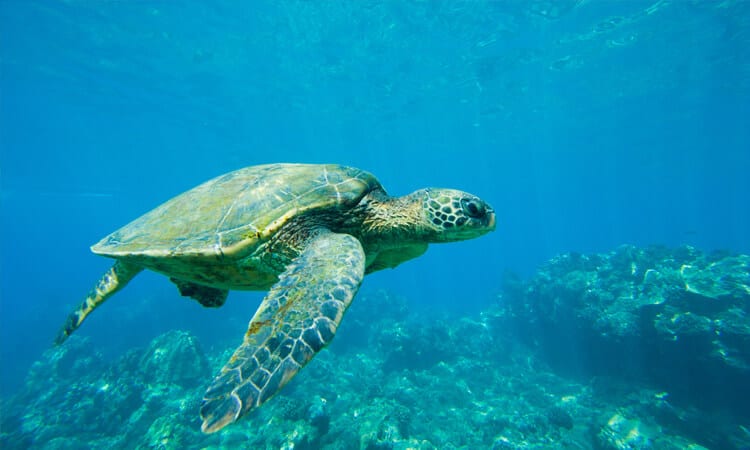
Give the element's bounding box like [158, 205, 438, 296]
[91, 164, 381, 259]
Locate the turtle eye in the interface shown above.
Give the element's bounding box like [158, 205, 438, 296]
[461, 198, 486, 219]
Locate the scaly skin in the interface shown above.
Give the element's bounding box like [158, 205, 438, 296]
[199, 230, 365, 433]
[55, 261, 143, 344]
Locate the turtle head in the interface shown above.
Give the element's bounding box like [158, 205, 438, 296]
[417, 188, 496, 242]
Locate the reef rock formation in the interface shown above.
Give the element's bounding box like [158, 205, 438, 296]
[138, 330, 211, 387]
[0, 331, 209, 449]
[495, 245, 750, 416]
[1, 249, 748, 449]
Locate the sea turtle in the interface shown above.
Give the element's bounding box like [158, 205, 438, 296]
[55, 163, 495, 433]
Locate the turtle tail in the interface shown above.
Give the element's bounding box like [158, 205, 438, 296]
[55, 261, 143, 345]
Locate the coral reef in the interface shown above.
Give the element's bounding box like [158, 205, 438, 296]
[1, 246, 748, 449]
[494, 246, 749, 409]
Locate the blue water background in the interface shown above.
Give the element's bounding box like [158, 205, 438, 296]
[1, 1, 748, 397]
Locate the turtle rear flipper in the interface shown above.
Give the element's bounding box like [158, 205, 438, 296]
[55, 261, 143, 344]
[171, 278, 228, 307]
[199, 230, 365, 434]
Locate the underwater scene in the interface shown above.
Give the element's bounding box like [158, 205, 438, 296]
[1, 1, 749, 449]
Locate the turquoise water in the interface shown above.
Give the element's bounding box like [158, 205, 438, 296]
[1, 1, 749, 448]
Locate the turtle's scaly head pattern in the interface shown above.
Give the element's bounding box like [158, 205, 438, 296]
[418, 188, 496, 242]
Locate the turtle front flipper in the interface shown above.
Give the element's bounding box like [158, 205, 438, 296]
[199, 230, 365, 433]
[55, 260, 143, 344]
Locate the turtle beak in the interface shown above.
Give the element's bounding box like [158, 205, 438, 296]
[486, 209, 496, 231]
[455, 202, 496, 240]
[480, 205, 496, 234]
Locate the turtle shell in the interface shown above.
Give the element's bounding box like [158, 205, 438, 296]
[92, 164, 381, 260]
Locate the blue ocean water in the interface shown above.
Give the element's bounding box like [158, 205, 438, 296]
[1, 1, 749, 448]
